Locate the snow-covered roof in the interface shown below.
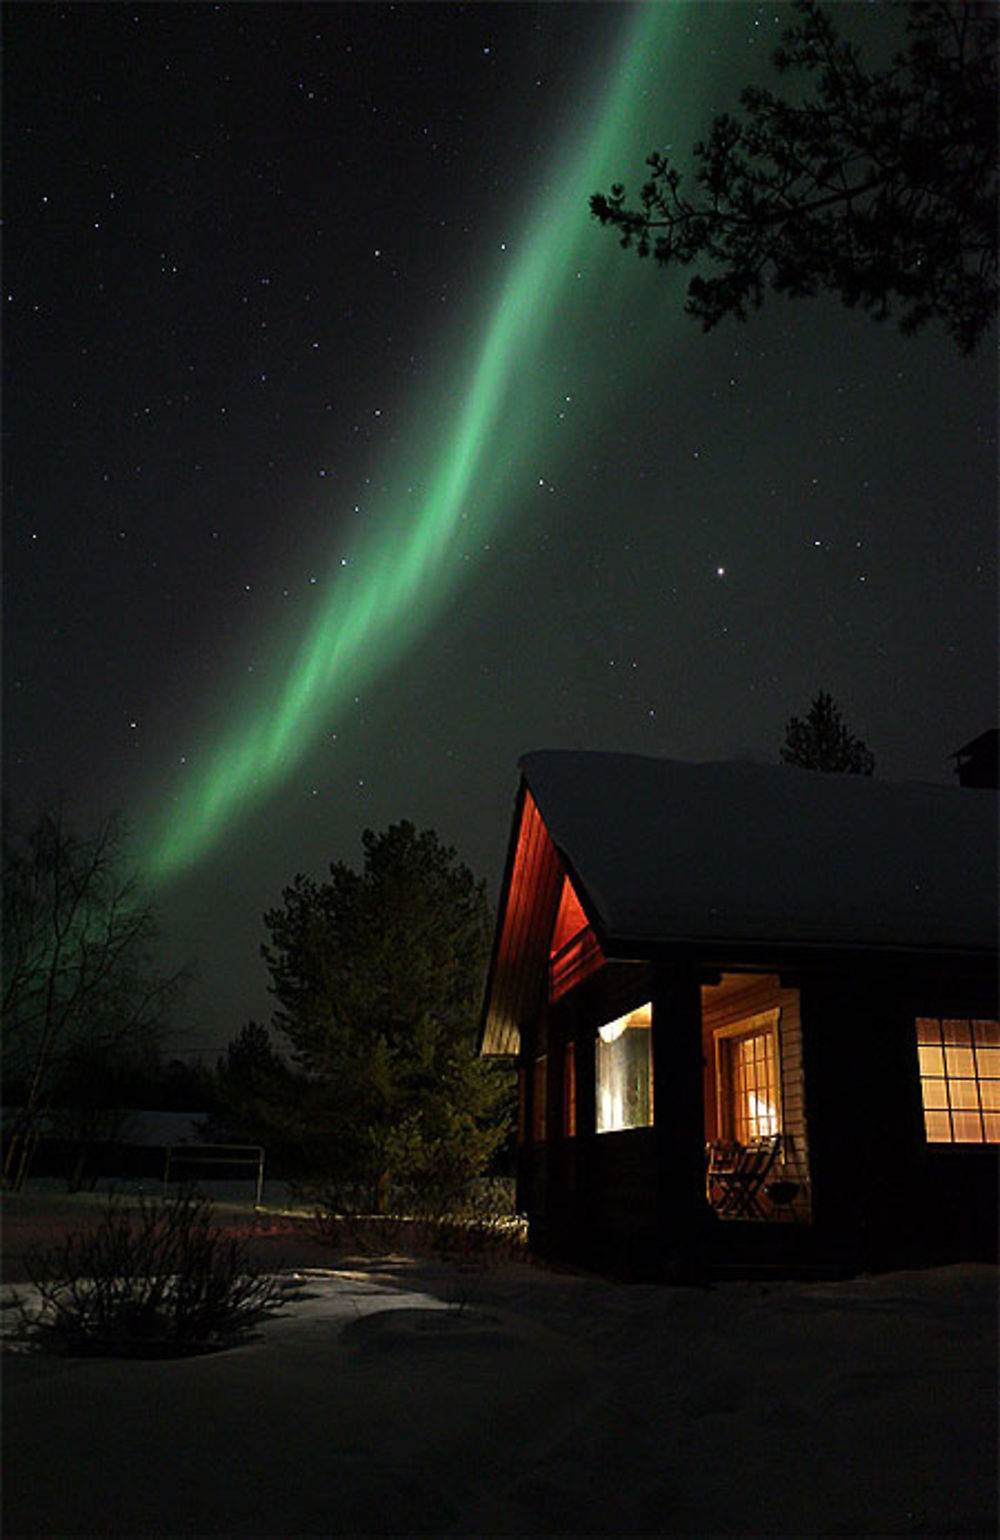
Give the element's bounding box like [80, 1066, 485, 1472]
[520, 751, 997, 953]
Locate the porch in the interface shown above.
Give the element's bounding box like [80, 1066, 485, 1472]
[521, 968, 813, 1267]
[699, 971, 812, 1223]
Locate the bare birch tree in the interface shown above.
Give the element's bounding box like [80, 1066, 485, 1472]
[2, 807, 184, 1190]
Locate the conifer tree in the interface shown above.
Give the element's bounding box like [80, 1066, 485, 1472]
[260, 822, 511, 1209]
[592, 2, 997, 353]
[781, 691, 875, 775]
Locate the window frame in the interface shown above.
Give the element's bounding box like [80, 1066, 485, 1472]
[714, 1008, 782, 1144]
[916, 1016, 1000, 1144]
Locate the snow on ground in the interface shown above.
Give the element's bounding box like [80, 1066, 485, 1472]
[2, 1200, 997, 1536]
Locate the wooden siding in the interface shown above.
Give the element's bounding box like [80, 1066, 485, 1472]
[800, 965, 998, 1264]
[479, 784, 563, 1056]
[550, 924, 604, 1001]
[523, 1130, 658, 1264]
[777, 988, 810, 1205]
[523, 954, 998, 1269]
[589, 1128, 659, 1244]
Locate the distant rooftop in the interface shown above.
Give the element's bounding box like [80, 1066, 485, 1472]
[951, 729, 999, 789]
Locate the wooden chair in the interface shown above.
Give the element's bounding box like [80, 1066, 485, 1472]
[710, 1134, 782, 1218]
[705, 1139, 741, 1209]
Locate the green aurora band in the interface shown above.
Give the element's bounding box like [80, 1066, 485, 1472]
[143, 4, 714, 881]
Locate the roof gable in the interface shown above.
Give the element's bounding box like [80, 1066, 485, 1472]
[549, 874, 604, 1001]
[478, 787, 563, 1056]
[520, 751, 997, 952]
[480, 752, 997, 1054]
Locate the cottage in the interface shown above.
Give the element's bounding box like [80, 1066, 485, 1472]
[479, 752, 998, 1275]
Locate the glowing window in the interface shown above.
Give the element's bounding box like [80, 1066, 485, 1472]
[595, 1003, 653, 1133]
[716, 1013, 780, 1143]
[917, 1018, 1000, 1143]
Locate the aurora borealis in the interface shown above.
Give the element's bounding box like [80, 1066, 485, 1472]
[139, 3, 696, 880]
[6, 4, 996, 1052]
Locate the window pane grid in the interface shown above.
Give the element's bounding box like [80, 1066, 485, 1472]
[733, 1029, 778, 1142]
[916, 1017, 1000, 1143]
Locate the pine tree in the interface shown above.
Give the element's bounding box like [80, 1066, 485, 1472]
[592, 2, 997, 353]
[780, 691, 875, 775]
[259, 822, 512, 1209]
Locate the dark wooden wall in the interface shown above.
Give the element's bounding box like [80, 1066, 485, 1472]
[517, 949, 997, 1272]
[800, 959, 998, 1266]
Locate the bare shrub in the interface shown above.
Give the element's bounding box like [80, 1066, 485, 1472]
[405, 1177, 523, 1264]
[304, 1176, 527, 1266]
[12, 1189, 285, 1357]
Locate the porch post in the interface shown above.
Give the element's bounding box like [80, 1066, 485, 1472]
[652, 957, 710, 1275]
[514, 1051, 529, 1216]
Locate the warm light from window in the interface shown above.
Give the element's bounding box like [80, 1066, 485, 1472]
[596, 1003, 652, 1133]
[748, 1090, 778, 1136]
[598, 1014, 629, 1044]
[917, 1017, 1000, 1143]
[733, 1030, 778, 1140]
[715, 1014, 780, 1143]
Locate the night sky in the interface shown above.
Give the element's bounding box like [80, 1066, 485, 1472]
[5, 3, 997, 1058]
